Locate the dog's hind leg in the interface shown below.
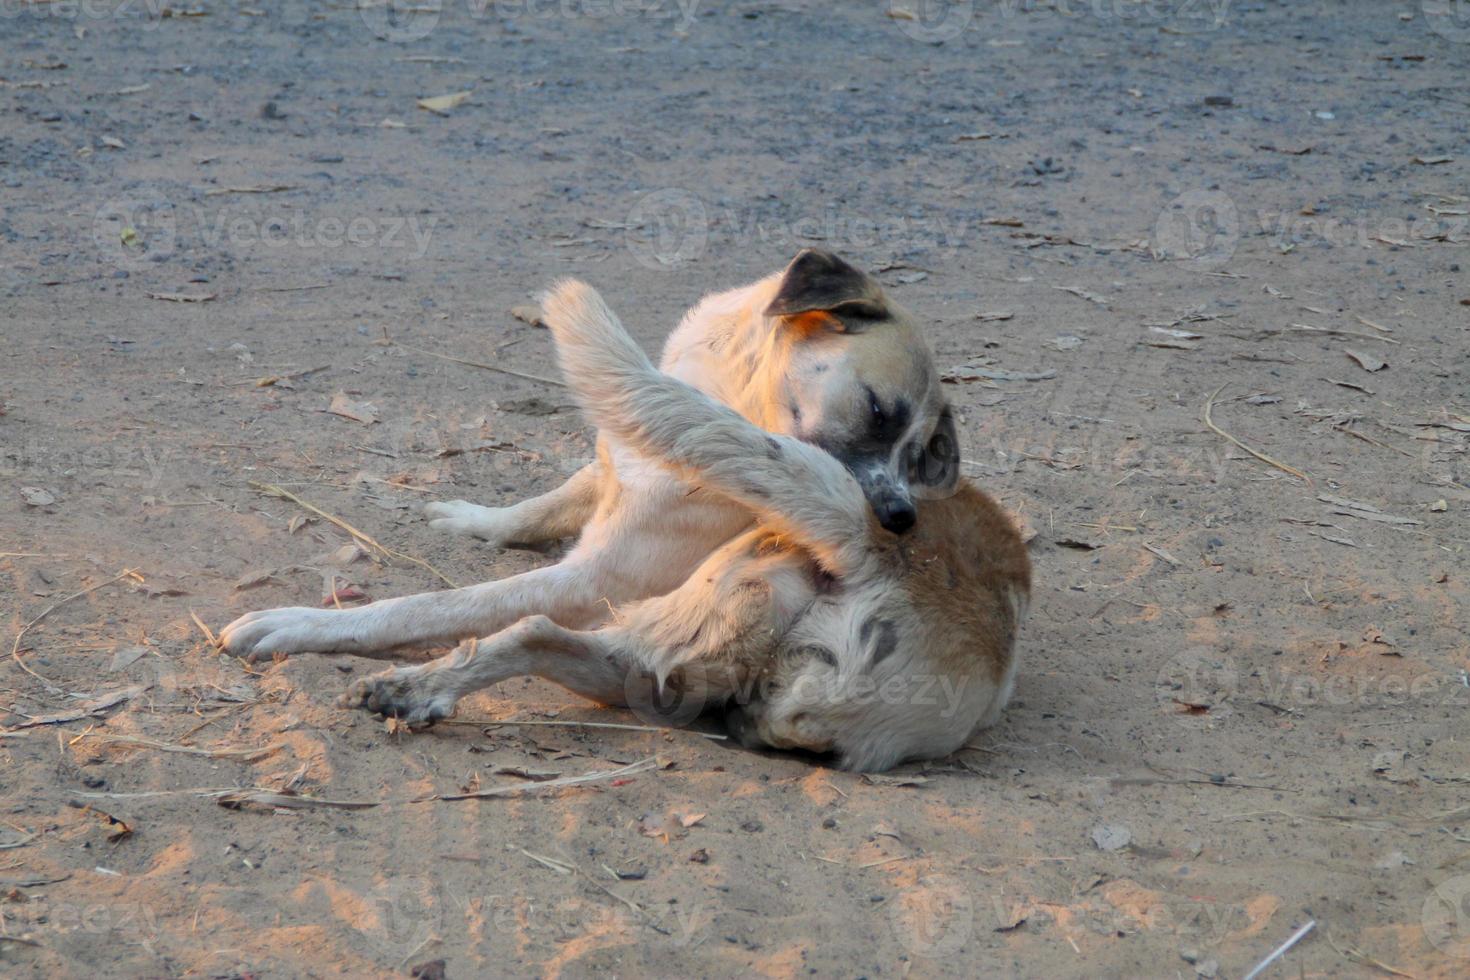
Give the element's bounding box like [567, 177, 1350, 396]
[542, 280, 876, 577]
[425, 457, 603, 550]
[220, 559, 613, 662]
[337, 615, 650, 726]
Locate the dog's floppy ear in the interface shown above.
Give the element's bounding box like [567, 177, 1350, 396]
[913, 407, 960, 497]
[764, 248, 889, 326]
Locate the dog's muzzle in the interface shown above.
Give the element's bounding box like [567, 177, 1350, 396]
[871, 492, 916, 534]
[856, 468, 917, 535]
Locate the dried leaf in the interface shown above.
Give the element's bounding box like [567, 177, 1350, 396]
[3, 684, 149, 731]
[107, 646, 148, 672]
[146, 291, 216, 303]
[1054, 285, 1109, 307]
[1090, 824, 1132, 851]
[1412, 154, 1453, 165]
[678, 812, 706, 828]
[321, 585, 368, 606]
[20, 486, 55, 507]
[510, 304, 545, 327]
[202, 185, 295, 197]
[1344, 349, 1387, 373]
[491, 765, 563, 782]
[1325, 377, 1374, 395]
[975, 311, 1014, 322]
[417, 91, 472, 115]
[326, 392, 379, 425]
[943, 364, 1056, 383]
[861, 772, 930, 788]
[1150, 326, 1204, 340]
[233, 568, 277, 590]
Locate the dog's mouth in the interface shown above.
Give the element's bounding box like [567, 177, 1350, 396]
[854, 471, 916, 535]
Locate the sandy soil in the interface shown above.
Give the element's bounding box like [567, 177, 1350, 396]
[3, 1, 1469, 977]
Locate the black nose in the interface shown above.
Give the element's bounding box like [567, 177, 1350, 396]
[875, 499, 916, 534]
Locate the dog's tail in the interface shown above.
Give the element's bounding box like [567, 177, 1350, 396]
[540, 279, 875, 577]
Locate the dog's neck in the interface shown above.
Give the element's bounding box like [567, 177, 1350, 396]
[662, 276, 800, 435]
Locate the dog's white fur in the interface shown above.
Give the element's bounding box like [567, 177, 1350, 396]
[221, 253, 941, 663]
[335, 282, 1030, 770]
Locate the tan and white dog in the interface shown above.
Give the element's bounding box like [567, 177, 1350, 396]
[222, 250, 957, 663]
[337, 280, 1031, 771]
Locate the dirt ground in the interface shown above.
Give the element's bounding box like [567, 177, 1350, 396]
[3, 1, 1469, 977]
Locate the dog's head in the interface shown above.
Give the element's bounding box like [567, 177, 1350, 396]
[763, 249, 958, 535]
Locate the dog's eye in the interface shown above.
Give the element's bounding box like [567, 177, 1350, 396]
[868, 391, 886, 430]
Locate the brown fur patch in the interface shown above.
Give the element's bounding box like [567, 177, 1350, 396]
[888, 481, 1032, 684]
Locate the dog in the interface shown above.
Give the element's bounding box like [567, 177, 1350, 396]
[338, 280, 1031, 771]
[221, 249, 957, 662]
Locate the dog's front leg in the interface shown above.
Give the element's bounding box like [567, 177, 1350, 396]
[425, 458, 603, 549]
[338, 615, 642, 725]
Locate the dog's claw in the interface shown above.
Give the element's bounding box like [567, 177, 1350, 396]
[339, 668, 456, 728]
[423, 499, 510, 544]
[219, 606, 358, 661]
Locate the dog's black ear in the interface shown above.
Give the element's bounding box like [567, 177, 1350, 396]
[764, 248, 889, 326]
[913, 407, 960, 497]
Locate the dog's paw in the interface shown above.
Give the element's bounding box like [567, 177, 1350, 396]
[424, 499, 510, 544]
[337, 667, 456, 727]
[219, 606, 349, 662]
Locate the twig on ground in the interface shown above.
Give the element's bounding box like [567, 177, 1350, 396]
[445, 717, 728, 740]
[394, 342, 567, 388]
[72, 732, 282, 761]
[1242, 919, 1316, 980]
[9, 570, 143, 695]
[248, 482, 458, 588]
[1323, 929, 1414, 978]
[1202, 384, 1311, 485]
